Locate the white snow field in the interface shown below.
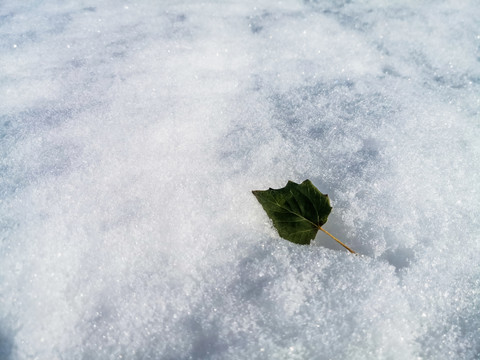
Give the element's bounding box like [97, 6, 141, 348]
[1, 1, 479, 359]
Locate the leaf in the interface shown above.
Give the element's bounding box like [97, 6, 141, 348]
[252, 180, 331, 244]
[252, 180, 355, 253]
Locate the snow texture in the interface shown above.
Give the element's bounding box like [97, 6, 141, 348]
[1, 1, 480, 359]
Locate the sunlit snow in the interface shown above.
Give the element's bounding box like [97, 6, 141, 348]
[1, 1, 479, 359]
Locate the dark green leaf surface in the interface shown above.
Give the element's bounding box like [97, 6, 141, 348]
[252, 180, 332, 245]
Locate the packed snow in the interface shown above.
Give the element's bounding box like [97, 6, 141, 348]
[1, 1, 479, 359]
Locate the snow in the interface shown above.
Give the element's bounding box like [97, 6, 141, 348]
[1, 1, 479, 359]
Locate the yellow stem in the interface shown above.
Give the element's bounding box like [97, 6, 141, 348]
[318, 227, 356, 254]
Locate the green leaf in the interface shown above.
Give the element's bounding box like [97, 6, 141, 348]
[252, 179, 332, 245]
[252, 180, 356, 253]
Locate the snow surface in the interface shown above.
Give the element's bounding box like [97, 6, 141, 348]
[1, 1, 480, 359]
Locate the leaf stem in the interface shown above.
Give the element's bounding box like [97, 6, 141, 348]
[318, 227, 356, 254]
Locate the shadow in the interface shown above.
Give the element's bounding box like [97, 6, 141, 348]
[0, 330, 14, 360]
[185, 317, 228, 360]
[381, 247, 415, 273]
